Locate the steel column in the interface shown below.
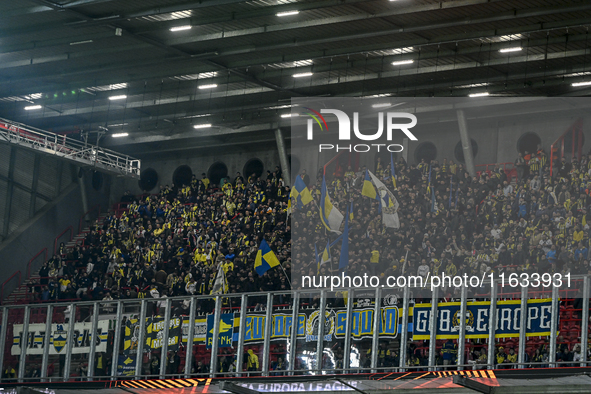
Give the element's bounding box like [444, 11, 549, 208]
[236, 294, 248, 376]
[288, 292, 299, 375]
[87, 302, 99, 379]
[582, 276, 590, 366]
[110, 301, 123, 380]
[78, 168, 89, 222]
[518, 286, 528, 369]
[457, 109, 476, 178]
[370, 287, 381, 372]
[0, 308, 8, 382]
[262, 293, 274, 376]
[184, 297, 196, 377]
[487, 281, 497, 370]
[63, 304, 76, 381]
[135, 300, 146, 379]
[41, 304, 53, 381]
[342, 289, 354, 373]
[315, 291, 327, 375]
[428, 287, 439, 371]
[209, 295, 222, 378]
[274, 128, 291, 186]
[549, 285, 559, 368]
[457, 285, 467, 368]
[17, 305, 30, 382]
[399, 286, 410, 371]
[159, 298, 172, 379]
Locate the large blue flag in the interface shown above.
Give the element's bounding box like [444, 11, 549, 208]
[254, 240, 280, 276]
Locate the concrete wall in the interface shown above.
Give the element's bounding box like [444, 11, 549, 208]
[110, 146, 282, 203]
[0, 168, 111, 298]
[406, 112, 587, 167]
[109, 111, 588, 202]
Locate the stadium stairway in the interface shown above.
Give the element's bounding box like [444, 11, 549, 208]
[3, 210, 113, 305]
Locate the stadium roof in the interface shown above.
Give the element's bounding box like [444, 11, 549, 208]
[0, 0, 591, 157]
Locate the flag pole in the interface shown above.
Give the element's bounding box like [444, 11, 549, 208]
[279, 263, 292, 287]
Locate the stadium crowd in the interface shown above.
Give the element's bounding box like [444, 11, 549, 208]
[293, 146, 591, 292]
[23, 143, 591, 372]
[34, 169, 291, 308]
[291, 146, 591, 369]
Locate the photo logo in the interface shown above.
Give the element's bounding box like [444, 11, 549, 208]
[303, 107, 328, 132]
[304, 108, 418, 152]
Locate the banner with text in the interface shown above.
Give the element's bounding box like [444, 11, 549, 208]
[412, 299, 556, 340]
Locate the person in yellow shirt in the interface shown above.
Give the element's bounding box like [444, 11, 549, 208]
[370, 248, 380, 275]
[222, 180, 233, 197]
[201, 173, 210, 189]
[573, 225, 584, 242]
[506, 347, 517, 368]
[246, 349, 259, 371]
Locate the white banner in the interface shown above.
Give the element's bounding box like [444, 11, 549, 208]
[11, 321, 109, 355]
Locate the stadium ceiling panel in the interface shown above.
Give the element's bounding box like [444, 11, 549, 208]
[0, 0, 590, 156]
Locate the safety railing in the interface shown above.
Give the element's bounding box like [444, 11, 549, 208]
[550, 118, 584, 176]
[323, 151, 355, 182]
[26, 248, 47, 280]
[53, 226, 73, 255]
[0, 117, 140, 178]
[0, 271, 21, 303]
[0, 276, 588, 384]
[112, 201, 130, 217]
[475, 162, 517, 181]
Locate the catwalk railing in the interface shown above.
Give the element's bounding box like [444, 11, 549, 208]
[0, 118, 140, 178]
[0, 276, 589, 383]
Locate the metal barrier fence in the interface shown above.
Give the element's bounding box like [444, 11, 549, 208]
[0, 276, 589, 383]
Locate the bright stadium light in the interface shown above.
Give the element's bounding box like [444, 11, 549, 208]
[281, 113, 298, 118]
[198, 84, 218, 89]
[170, 25, 192, 32]
[499, 47, 522, 53]
[372, 103, 391, 108]
[109, 95, 127, 100]
[572, 81, 591, 87]
[293, 72, 313, 78]
[469, 92, 490, 97]
[24, 105, 42, 110]
[193, 124, 212, 129]
[112, 133, 129, 138]
[277, 10, 299, 16]
[391, 59, 414, 66]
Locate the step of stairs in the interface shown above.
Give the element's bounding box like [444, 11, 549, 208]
[3, 206, 131, 304]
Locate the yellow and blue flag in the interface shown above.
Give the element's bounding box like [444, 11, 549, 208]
[290, 175, 313, 208]
[361, 170, 377, 199]
[316, 240, 331, 274]
[254, 239, 280, 276]
[319, 175, 344, 233]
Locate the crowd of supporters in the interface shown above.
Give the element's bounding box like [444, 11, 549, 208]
[28, 144, 591, 303]
[290, 146, 591, 370]
[292, 146, 591, 295]
[32, 169, 291, 306]
[21, 144, 591, 373]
